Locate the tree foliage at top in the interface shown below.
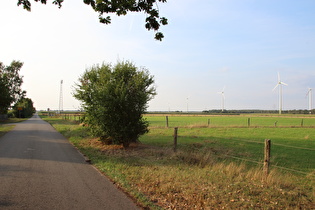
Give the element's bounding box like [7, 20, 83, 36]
[0, 61, 25, 114]
[73, 61, 156, 148]
[17, 0, 168, 41]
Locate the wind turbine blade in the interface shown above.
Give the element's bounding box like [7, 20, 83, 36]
[272, 84, 279, 91]
[280, 82, 288, 86]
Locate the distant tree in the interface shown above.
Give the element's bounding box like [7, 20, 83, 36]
[17, 0, 168, 41]
[12, 97, 35, 118]
[0, 61, 25, 114]
[73, 61, 156, 148]
[0, 67, 11, 115]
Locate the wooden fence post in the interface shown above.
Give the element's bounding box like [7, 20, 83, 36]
[173, 127, 178, 152]
[208, 119, 210, 127]
[264, 139, 271, 176]
[166, 116, 169, 128]
[248, 118, 251, 127]
[301, 119, 304, 127]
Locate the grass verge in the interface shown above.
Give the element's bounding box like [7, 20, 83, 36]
[0, 118, 27, 137]
[42, 116, 315, 209]
[0, 124, 14, 138]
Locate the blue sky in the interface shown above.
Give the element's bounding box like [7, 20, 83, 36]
[1, 0, 315, 111]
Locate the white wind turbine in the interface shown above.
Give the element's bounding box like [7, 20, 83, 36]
[272, 72, 288, 114]
[218, 86, 225, 112]
[186, 96, 190, 112]
[306, 88, 312, 113]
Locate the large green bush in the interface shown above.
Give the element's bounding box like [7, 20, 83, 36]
[73, 61, 156, 148]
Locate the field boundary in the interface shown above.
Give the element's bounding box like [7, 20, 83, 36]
[222, 138, 315, 151]
[224, 154, 312, 176]
[272, 143, 315, 151]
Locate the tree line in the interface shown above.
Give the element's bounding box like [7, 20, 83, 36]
[0, 60, 35, 119]
[202, 109, 314, 114]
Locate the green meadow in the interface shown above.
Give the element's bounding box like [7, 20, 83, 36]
[143, 114, 315, 173]
[41, 113, 315, 209]
[146, 114, 315, 127]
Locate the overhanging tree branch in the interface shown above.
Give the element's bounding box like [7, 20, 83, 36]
[17, 0, 168, 41]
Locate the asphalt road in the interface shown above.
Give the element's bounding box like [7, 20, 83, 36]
[0, 114, 140, 210]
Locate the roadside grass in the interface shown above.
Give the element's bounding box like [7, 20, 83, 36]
[42, 115, 315, 209]
[0, 118, 28, 137]
[0, 118, 27, 124]
[0, 124, 14, 138]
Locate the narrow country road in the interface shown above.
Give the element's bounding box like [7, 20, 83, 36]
[0, 114, 140, 210]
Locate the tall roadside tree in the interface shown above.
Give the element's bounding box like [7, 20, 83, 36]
[0, 61, 25, 115]
[12, 97, 35, 118]
[17, 0, 168, 41]
[73, 61, 156, 148]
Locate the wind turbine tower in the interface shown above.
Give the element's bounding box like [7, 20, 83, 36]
[272, 73, 288, 114]
[218, 86, 225, 112]
[306, 88, 312, 113]
[59, 80, 63, 113]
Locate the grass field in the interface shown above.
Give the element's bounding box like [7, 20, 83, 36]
[143, 115, 315, 174]
[146, 114, 315, 127]
[41, 113, 315, 209]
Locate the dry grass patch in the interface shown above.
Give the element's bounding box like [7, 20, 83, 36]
[79, 140, 314, 209]
[124, 161, 314, 209]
